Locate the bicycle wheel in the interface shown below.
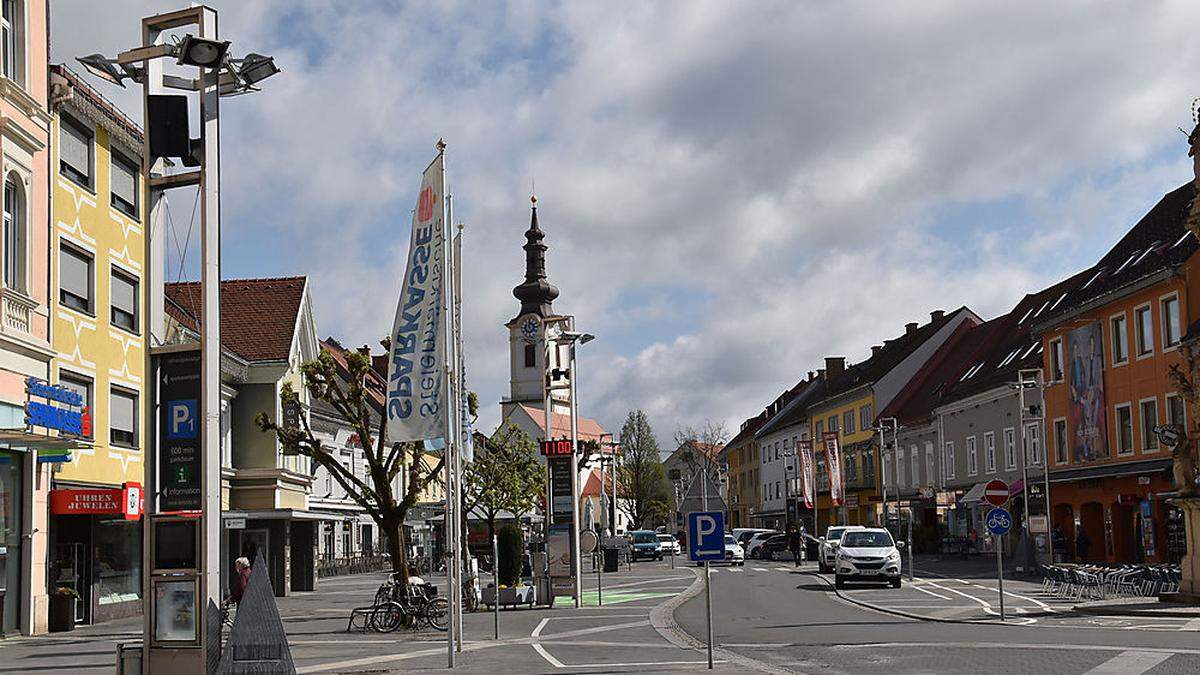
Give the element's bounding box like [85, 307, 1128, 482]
[424, 597, 449, 631]
[371, 602, 406, 633]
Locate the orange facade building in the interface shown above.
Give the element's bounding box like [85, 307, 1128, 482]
[1035, 181, 1197, 564]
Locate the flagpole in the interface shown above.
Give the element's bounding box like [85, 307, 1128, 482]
[438, 140, 457, 669]
[451, 219, 465, 651]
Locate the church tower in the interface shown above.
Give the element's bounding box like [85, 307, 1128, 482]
[502, 197, 562, 419]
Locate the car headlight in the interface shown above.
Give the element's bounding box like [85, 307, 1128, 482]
[887, 550, 901, 562]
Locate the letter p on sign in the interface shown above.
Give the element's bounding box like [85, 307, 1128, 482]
[167, 399, 198, 439]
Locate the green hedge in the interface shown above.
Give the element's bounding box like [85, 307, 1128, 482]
[497, 524, 523, 586]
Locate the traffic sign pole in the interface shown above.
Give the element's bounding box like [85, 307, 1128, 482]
[687, 506, 724, 671]
[996, 533, 1005, 621]
[704, 560, 713, 669]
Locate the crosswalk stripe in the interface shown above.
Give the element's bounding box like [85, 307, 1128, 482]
[1083, 650, 1172, 675]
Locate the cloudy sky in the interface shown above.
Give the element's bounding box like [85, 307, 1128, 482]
[52, 1, 1200, 445]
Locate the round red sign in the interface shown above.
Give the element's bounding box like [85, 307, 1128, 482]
[984, 479, 1009, 507]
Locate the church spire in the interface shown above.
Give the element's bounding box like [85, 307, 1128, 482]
[512, 194, 559, 318]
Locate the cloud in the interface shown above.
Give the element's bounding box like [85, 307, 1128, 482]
[52, 1, 1200, 444]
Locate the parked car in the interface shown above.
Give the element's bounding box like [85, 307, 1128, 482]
[657, 533, 681, 556]
[629, 530, 663, 561]
[733, 528, 775, 547]
[818, 525, 866, 573]
[744, 531, 783, 558]
[724, 534, 746, 566]
[752, 533, 791, 560]
[834, 527, 903, 589]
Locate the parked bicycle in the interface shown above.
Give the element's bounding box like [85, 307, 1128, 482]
[351, 572, 448, 633]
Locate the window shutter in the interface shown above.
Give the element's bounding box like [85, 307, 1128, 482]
[111, 155, 137, 206]
[60, 247, 91, 301]
[112, 271, 136, 315]
[111, 390, 135, 433]
[60, 119, 91, 180]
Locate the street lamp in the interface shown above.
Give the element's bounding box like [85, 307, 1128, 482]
[77, 7, 279, 672]
[1011, 368, 1048, 570]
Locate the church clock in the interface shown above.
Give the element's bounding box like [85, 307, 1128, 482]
[520, 317, 540, 342]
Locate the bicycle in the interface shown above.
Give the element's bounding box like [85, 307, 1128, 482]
[366, 575, 448, 632]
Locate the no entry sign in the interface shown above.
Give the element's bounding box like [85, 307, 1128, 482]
[984, 479, 1009, 507]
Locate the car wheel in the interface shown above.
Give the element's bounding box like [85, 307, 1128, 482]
[835, 575, 845, 589]
[890, 578, 901, 589]
[737, 561, 745, 567]
[818, 561, 829, 574]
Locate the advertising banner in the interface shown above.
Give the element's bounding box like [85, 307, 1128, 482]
[386, 151, 448, 444]
[157, 348, 202, 511]
[823, 431, 844, 506]
[1066, 320, 1108, 461]
[798, 439, 815, 509]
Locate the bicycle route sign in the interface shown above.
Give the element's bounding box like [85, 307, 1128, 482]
[986, 507, 1013, 537]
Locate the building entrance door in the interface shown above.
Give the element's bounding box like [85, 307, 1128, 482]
[0, 451, 23, 634]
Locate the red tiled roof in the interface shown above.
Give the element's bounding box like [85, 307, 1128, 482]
[165, 276, 307, 362]
[320, 338, 387, 408]
[515, 403, 609, 445]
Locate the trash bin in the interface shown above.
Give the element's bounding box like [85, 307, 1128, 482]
[115, 642, 143, 675]
[603, 547, 619, 572]
[48, 593, 76, 632]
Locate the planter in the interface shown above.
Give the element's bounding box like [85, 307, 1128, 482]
[48, 594, 77, 632]
[481, 585, 536, 608]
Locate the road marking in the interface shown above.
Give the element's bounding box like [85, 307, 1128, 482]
[753, 567, 768, 571]
[1182, 617, 1200, 631]
[1083, 650, 1173, 674]
[839, 642, 1200, 656]
[908, 583, 952, 600]
[531, 643, 566, 668]
[959, 579, 1056, 613]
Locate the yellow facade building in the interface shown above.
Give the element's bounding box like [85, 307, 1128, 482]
[45, 65, 147, 625]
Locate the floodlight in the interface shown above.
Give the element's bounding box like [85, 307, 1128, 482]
[236, 53, 280, 85]
[76, 54, 128, 87]
[176, 35, 230, 68]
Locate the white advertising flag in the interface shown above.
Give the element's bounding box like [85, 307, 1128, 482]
[798, 439, 814, 509]
[386, 151, 448, 443]
[823, 432, 844, 507]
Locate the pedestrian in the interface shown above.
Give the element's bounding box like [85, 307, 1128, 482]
[967, 526, 978, 555]
[799, 524, 808, 562]
[786, 526, 803, 567]
[1075, 528, 1091, 562]
[229, 557, 252, 606]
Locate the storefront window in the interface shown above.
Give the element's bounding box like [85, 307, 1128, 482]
[94, 518, 141, 605]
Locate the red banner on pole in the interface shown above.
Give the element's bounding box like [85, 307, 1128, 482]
[823, 432, 844, 506]
[798, 439, 814, 509]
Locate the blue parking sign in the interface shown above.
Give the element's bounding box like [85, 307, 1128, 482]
[687, 511, 725, 562]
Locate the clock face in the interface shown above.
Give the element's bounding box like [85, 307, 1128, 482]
[521, 317, 539, 341]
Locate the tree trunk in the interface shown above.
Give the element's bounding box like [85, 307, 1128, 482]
[383, 514, 408, 583]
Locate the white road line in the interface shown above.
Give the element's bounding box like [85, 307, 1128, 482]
[753, 567, 768, 571]
[958, 579, 1056, 612]
[840, 642, 1199, 656]
[531, 643, 567, 668]
[1083, 650, 1173, 675]
[1182, 617, 1200, 631]
[909, 583, 952, 600]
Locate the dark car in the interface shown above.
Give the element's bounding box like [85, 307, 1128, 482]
[754, 533, 789, 560]
[629, 530, 663, 561]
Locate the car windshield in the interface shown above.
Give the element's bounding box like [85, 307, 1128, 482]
[633, 533, 657, 543]
[657, 535, 675, 542]
[724, 535, 736, 545]
[842, 531, 894, 548]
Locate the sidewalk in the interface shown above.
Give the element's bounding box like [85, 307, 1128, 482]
[910, 553, 1044, 579]
[1073, 596, 1200, 618]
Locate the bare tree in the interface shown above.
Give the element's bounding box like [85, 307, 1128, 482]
[255, 347, 443, 584]
[673, 419, 731, 480]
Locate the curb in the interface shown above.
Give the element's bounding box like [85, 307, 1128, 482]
[1073, 603, 1200, 619]
[649, 566, 793, 675]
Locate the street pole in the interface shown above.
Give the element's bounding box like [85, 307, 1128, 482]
[702, 468, 713, 670]
[492, 535, 500, 639]
[568, 330, 582, 609]
[597, 547, 603, 606]
[996, 533, 1005, 621]
[1017, 380, 1032, 574]
[907, 505, 914, 581]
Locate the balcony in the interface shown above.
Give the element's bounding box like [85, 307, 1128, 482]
[2, 286, 36, 334]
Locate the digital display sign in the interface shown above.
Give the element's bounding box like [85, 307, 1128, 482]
[540, 439, 574, 456]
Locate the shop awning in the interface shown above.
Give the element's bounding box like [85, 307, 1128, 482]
[223, 509, 333, 522]
[1048, 458, 1171, 483]
[959, 482, 988, 505]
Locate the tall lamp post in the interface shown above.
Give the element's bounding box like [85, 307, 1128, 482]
[1013, 368, 1048, 569]
[77, 7, 279, 674]
[560, 329, 594, 608]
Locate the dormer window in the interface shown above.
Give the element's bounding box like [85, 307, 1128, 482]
[1082, 267, 1106, 290]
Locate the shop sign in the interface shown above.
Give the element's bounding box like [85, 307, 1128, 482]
[549, 456, 573, 525]
[156, 349, 202, 511]
[50, 482, 142, 519]
[226, 517, 247, 530]
[25, 377, 89, 437]
[845, 493, 859, 507]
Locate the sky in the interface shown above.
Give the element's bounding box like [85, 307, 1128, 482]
[51, 1, 1200, 447]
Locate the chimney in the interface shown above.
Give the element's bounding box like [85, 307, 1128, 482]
[807, 370, 815, 381]
[358, 345, 371, 357]
[871, 345, 882, 356]
[817, 368, 826, 380]
[824, 356, 845, 378]
[371, 354, 388, 376]
[930, 309, 945, 322]
[905, 322, 919, 335]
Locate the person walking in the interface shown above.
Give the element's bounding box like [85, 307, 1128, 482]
[787, 526, 803, 567]
[229, 557, 252, 606]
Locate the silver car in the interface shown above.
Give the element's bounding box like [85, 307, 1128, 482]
[657, 533, 681, 556]
[818, 525, 866, 573]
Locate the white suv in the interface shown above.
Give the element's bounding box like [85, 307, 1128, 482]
[818, 525, 866, 573]
[834, 527, 903, 589]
